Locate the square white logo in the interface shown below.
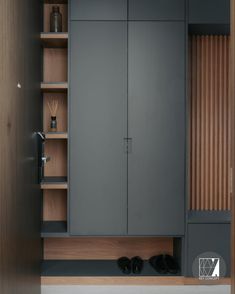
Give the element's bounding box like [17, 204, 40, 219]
[199, 258, 220, 280]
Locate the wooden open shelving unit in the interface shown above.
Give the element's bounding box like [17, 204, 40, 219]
[41, 0, 68, 238]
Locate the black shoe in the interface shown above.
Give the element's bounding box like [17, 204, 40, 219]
[149, 255, 167, 274]
[164, 254, 179, 275]
[117, 257, 131, 275]
[131, 256, 144, 274]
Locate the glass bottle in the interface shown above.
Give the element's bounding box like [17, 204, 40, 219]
[50, 116, 57, 132]
[50, 6, 62, 33]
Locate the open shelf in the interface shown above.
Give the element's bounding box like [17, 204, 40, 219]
[41, 82, 68, 92]
[41, 177, 68, 190]
[45, 132, 68, 139]
[41, 33, 68, 48]
[43, 189, 67, 222]
[41, 221, 68, 237]
[41, 260, 181, 277]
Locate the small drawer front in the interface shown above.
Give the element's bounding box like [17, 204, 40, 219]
[189, 0, 230, 24]
[186, 224, 230, 277]
[129, 0, 185, 21]
[70, 0, 127, 20]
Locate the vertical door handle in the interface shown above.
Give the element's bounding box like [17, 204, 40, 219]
[124, 138, 132, 154]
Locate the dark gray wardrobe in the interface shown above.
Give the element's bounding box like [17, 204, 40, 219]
[70, 0, 185, 236]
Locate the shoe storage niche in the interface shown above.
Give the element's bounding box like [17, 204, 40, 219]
[41, 0, 231, 285]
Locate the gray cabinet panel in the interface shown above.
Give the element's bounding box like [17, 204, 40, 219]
[189, 0, 230, 24]
[129, 0, 185, 21]
[70, 0, 127, 20]
[70, 21, 127, 235]
[128, 22, 185, 236]
[186, 224, 230, 277]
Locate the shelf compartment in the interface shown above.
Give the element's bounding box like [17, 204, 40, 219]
[45, 132, 68, 139]
[41, 82, 68, 92]
[44, 139, 67, 177]
[41, 260, 181, 277]
[44, 3, 68, 33]
[43, 48, 68, 82]
[43, 237, 174, 260]
[43, 92, 67, 132]
[41, 33, 68, 48]
[41, 221, 68, 237]
[41, 176, 68, 190]
[43, 190, 67, 221]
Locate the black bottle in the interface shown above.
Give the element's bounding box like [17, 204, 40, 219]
[50, 6, 62, 33]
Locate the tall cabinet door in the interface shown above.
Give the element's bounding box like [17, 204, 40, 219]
[128, 22, 185, 236]
[70, 21, 127, 235]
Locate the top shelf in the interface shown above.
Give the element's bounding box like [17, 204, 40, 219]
[41, 33, 68, 48]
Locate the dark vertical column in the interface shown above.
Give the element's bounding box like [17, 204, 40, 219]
[0, 0, 42, 293]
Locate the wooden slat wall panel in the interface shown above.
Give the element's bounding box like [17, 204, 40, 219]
[189, 35, 230, 211]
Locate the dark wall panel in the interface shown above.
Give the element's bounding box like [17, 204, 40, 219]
[129, 0, 185, 21]
[186, 224, 230, 277]
[0, 0, 41, 293]
[70, 0, 127, 20]
[189, 0, 230, 24]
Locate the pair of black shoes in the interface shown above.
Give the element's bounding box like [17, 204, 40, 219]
[117, 256, 144, 275]
[150, 254, 179, 275]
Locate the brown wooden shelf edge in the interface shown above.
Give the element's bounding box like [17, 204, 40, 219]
[41, 276, 231, 286]
[41, 82, 68, 92]
[45, 133, 68, 139]
[41, 183, 68, 190]
[41, 33, 68, 48]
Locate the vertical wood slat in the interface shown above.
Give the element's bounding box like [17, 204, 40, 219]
[200, 36, 205, 210]
[190, 35, 230, 211]
[196, 36, 201, 210]
[214, 35, 219, 211]
[227, 34, 231, 210]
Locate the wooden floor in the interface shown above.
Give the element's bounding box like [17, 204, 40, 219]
[41, 277, 231, 285]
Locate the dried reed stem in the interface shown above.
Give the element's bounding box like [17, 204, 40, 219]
[47, 99, 59, 117]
